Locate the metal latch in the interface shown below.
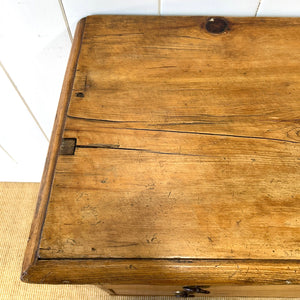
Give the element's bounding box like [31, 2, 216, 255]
[175, 286, 210, 297]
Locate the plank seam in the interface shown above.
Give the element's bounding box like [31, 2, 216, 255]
[0, 144, 17, 163]
[158, 0, 161, 15]
[0, 61, 49, 142]
[58, 0, 73, 42]
[255, 0, 262, 17]
[38, 257, 300, 262]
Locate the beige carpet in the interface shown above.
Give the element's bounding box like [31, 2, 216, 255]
[0, 182, 298, 300]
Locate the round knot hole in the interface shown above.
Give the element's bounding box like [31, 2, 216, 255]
[205, 17, 228, 34]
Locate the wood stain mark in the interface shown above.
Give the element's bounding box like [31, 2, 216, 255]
[146, 234, 158, 244]
[128, 264, 137, 270]
[207, 237, 213, 243]
[66, 239, 76, 245]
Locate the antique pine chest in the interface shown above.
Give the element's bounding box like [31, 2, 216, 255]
[22, 16, 300, 297]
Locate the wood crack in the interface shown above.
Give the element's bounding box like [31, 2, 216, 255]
[76, 144, 209, 157]
[67, 115, 299, 144]
[67, 115, 142, 123]
[142, 46, 202, 51]
[123, 128, 299, 144]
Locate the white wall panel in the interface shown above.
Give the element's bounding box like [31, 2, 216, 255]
[0, 0, 71, 139]
[62, 0, 159, 37]
[0, 64, 48, 182]
[0, 145, 16, 180]
[161, 0, 260, 16]
[257, 0, 300, 16]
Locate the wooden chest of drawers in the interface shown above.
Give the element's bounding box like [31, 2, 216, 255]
[22, 15, 300, 297]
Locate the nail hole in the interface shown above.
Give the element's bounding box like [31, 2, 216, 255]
[206, 17, 228, 34]
[76, 92, 85, 98]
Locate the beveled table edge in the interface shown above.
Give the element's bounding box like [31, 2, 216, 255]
[21, 17, 87, 278]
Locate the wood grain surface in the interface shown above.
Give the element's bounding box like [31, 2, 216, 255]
[40, 15, 300, 260]
[22, 259, 300, 285]
[22, 16, 300, 292]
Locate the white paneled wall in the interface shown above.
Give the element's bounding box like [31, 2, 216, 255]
[62, 0, 159, 37]
[161, 0, 260, 16]
[0, 0, 299, 182]
[0, 62, 48, 182]
[257, 0, 300, 16]
[0, 0, 71, 138]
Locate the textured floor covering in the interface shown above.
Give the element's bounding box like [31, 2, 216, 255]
[0, 182, 298, 299]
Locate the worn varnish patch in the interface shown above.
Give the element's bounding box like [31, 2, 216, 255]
[23, 16, 300, 290]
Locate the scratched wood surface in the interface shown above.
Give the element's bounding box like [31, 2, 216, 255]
[22, 16, 300, 291]
[39, 16, 300, 260]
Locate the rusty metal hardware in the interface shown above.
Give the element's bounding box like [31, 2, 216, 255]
[175, 291, 194, 298]
[175, 286, 210, 297]
[59, 138, 77, 155]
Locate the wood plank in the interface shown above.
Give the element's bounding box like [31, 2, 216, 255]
[63, 114, 300, 145]
[40, 143, 299, 259]
[22, 259, 300, 285]
[63, 116, 300, 152]
[68, 16, 300, 126]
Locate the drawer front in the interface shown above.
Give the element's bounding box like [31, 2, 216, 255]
[102, 284, 300, 297]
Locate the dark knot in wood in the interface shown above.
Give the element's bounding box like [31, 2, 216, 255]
[205, 17, 229, 34]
